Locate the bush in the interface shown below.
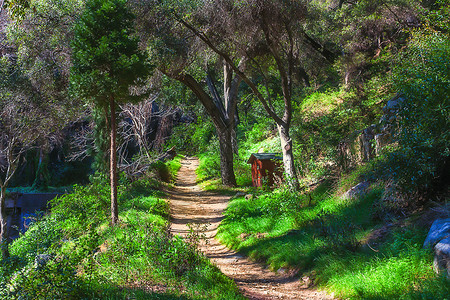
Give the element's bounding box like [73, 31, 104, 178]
[49, 175, 110, 237]
[386, 30, 450, 196]
[196, 152, 221, 182]
[167, 116, 216, 154]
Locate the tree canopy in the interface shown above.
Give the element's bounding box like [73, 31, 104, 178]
[70, 0, 150, 225]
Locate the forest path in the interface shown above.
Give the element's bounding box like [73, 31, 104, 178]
[168, 157, 333, 300]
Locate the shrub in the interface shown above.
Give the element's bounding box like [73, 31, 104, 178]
[196, 152, 221, 182]
[49, 175, 110, 237]
[386, 30, 450, 196]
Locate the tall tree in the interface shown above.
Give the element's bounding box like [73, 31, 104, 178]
[131, 0, 241, 186]
[70, 0, 150, 225]
[5, 0, 85, 187]
[174, 0, 337, 189]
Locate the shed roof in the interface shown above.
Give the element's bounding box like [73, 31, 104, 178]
[247, 153, 283, 164]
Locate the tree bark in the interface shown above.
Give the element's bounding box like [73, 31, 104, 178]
[217, 126, 237, 186]
[0, 186, 10, 259]
[32, 147, 49, 190]
[110, 98, 118, 225]
[168, 71, 238, 187]
[277, 124, 299, 190]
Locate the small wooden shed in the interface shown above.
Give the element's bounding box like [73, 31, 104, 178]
[247, 153, 283, 187]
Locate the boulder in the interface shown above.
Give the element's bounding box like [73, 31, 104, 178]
[342, 181, 370, 200]
[423, 218, 450, 277]
[423, 218, 450, 248]
[434, 237, 450, 277]
[34, 253, 52, 270]
[233, 192, 246, 199]
[382, 95, 404, 114]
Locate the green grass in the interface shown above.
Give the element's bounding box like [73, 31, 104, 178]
[216, 174, 449, 299]
[166, 154, 183, 181]
[2, 157, 244, 299]
[196, 152, 221, 183]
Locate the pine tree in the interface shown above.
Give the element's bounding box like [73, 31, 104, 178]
[70, 0, 151, 225]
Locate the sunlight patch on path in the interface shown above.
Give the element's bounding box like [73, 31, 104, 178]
[168, 157, 334, 300]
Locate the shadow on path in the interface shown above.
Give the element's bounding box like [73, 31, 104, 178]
[168, 157, 334, 300]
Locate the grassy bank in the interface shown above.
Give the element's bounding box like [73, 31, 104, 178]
[214, 173, 449, 299]
[1, 158, 243, 299]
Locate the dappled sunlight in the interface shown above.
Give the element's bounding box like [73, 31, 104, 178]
[168, 158, 334, 299]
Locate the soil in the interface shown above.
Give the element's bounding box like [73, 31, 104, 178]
[168, 157, 334, 300]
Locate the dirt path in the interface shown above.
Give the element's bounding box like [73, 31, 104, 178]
[169, 157, 334, 300]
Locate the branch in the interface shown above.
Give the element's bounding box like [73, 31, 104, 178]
[163, 69, 228, 129]
[226, 59, 244, 126]
[206, 73, 228, 123]
[260, 18, 291, 125]
[174, 13, 284, 126]
[302, 30, 339, 63]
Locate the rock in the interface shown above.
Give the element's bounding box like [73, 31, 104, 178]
[358, 126, 376, 162]
[256, 232, 267, 239]
[382, 95, 404, 114]
[234, 192, 246, 199]
[375, 132, 391, 156]
[423, 218, 450, 248]
[239, 233, 249, 241]
[434, 237, 450, 277]
[342, 181, 370, 200]
[34, 253, 52, 270]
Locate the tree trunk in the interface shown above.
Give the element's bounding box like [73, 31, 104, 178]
[277, 124, 299, 190]
[217, 126, 237, 186]
[110, 98, 118, 225]
[0, 186, 10, 259]
[32, 147, 49, 190]
[171, 72, 238, 187]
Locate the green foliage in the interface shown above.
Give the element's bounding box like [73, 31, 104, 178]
[7, 0, 83, 105]
[196, 152, 221, 183]
[49, 175, 111, 237]
[1, 168, 242, 299]
[150, 155, 182, 183]
[70, 0, 150, 107]
[319, 226, 448, 299]
[167, 116, 216, 155]
[382, 30, 450, 194]
[165, 154, 183, 180]
[217, 167, 446, 298]
[90, 108, 110, 173]
[292, 88, 382, 177]
[425, 0, 450, 33]
[9, 215, 61, 262]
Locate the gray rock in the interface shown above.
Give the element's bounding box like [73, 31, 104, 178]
[358, 126, 376, 162]
[423, 218, 450, 248]
[434, 237, 450, 277]
[375, 133, 391, 156]
[34, 253, 52, 270]
[342, 181, 370, 200]
[233, 192, 246, 199]
[382, 95, 405, 114]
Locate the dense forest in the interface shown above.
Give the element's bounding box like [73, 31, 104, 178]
[0, 0, 449, 299]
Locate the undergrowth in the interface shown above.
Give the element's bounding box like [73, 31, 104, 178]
[1, 158, 243, 299]
[216, 170, 449, 299]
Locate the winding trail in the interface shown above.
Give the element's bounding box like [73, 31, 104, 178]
[168, 157, 334, 300]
